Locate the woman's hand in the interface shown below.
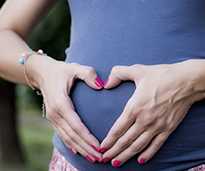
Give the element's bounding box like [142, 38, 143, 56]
[26, 55, 104, 163]
[100, 60, 205, 167]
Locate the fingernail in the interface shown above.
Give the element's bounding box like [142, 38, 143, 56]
[138, 158, 145, 165]
[93, 156, 103, 163]
[112, 160, 121, 167]
[86, 155, 96, 163]
[71, 148, 77, 154]
[99, 147, 108, 153]
[103, 80, 108, 86]
[91, 144, 101, 152]
[95, 76, 105, 88]
[102, 157, 111, 163]
[95, 80, 102, 88]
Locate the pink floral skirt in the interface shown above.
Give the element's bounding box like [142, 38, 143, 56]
[49, 148, 205, 171]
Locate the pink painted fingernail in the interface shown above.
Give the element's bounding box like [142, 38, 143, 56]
[99, 147, 108, 153]
[71, 148, 77, 154]
[138, 158, 145, 165]
[86, 155, 96, 163]
[102, 157, 111, 163]
[112, 160, 121, 167]
[95, 80, 102, 88]
[91, 144, 101, 152]
[103, 80, 108, 86]
[95, 76, 105, 88]
[93, 156, 103, 163]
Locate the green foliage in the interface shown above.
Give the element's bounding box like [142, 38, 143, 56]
[19, 113, 53, 171]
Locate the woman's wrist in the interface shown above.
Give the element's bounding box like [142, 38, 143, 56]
[25, 53, 57, 90]
[179, 59, 205, 101]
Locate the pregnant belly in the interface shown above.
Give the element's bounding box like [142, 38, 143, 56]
[53, 55, 205, 171]
[70, 80, 135, 142]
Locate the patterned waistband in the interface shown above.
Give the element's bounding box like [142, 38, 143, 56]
[49, 148, 205, 171]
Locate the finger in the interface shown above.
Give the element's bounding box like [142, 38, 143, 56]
[54, 122, 97, 163]
[56, 115, 102, 161]
[73, 64, 104, 89]
[48, 115, 77, 154]
[52, 122, 77, 154]
[102, 123, 145, 160]
[57, 96, 101, 150]
[104, 65, 135, 89]
[137, 132, 169, 164]
[111, 131, 156, 167]
[100, 101, 136, 151]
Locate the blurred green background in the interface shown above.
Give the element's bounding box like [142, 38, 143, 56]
[0, 0, 71, 170]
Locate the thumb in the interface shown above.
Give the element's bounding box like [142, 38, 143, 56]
[104, 65, 135, 89]
[73, 64, 104, 89]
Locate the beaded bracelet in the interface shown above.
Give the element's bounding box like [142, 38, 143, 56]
[18, 49, 47, 118]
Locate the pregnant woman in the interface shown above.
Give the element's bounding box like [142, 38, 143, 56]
[1, 0, 205, 170]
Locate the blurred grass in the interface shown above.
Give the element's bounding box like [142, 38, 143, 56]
[19, 113, 53, 171]
[20, 121, 53, 171]
[18, 85, 54, 171]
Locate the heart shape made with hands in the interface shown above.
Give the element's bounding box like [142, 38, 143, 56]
[70, 76, 136, 142]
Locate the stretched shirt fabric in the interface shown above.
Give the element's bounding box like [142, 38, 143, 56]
[53, 0, 205, 170]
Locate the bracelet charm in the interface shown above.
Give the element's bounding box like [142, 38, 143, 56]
[18, 49, 44, 65]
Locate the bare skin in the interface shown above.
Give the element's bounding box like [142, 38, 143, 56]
[0, 0, 102, 162]
[101, 61, 205, 167]
[1, 0, 205, 168]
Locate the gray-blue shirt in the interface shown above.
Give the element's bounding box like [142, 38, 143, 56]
[53, 0, 205, 170]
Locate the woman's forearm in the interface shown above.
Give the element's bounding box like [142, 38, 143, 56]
[0, 0, 57, 87]
[0, 29, 59, 90]
[0, 29, 33, 85]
